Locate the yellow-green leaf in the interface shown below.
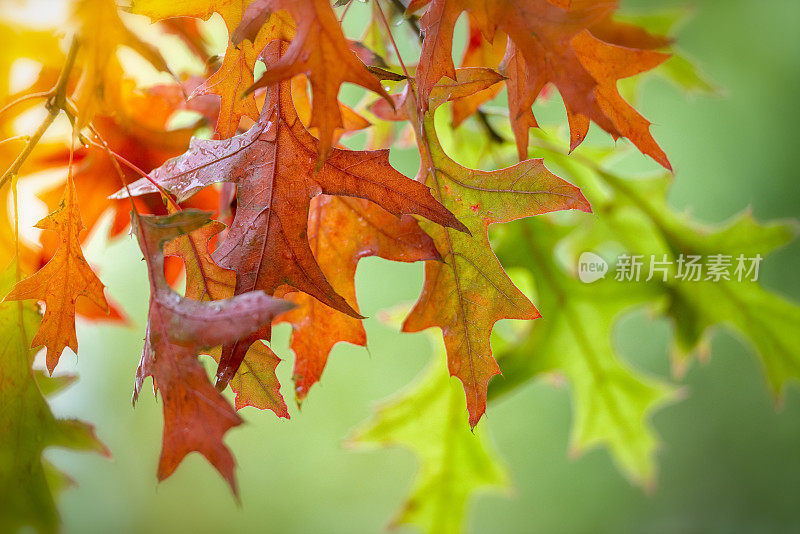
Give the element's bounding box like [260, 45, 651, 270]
[0, 262, 109, 534]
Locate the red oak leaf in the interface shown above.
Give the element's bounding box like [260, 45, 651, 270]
[236, 0, 391, 161]
[116, 42, 465, 393]
[133, 210, 292, 493]
[163, 218, 289, 416]
[411, 0, 671, 167]
[277, 195, 440, 402]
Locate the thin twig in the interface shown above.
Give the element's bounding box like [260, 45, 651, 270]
[374, 0, 435, 170]
[375, 0, 412, 79]
[60, 94, 180, 210]
[383, 0, 506, 144]
[388, 0, 421, 39]
[90, 120, 150, 235]
[0, 136, 31, 147]
[0, 37, 80, 191]
[11, 169, 29, 359]
[0, 91, 50, 117]
[0, 109, 59, 191]
[339, 0, 356, 23]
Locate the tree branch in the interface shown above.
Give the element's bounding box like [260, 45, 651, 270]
[0, 37, 79, 191]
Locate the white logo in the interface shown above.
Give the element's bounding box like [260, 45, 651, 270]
[578, 252, 608, 283]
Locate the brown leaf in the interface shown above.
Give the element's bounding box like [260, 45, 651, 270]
[133, 210, 293, 493]
[163, 219, 289, 416]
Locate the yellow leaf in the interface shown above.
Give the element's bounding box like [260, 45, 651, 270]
[71, 0, 171, 129]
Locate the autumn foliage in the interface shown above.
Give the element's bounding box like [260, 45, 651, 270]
[2, 0, 799, 532]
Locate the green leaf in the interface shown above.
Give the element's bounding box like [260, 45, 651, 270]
[614, 8, 717, 97]
[350, 338, 508, 534]
[403, 107, 591, 427]
[488, 141, 800, 484]
[658, 54, 717, 94]
[0, 262, 109, 534]
[581, 174, 800, 388]
[491, 219, 678, 486]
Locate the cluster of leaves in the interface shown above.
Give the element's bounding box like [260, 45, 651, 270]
[0, 0, 797, 532]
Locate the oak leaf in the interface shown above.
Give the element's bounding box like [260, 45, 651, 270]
[483, 130, 797, 484]
[131, 0, 254, 33]
[237, 0, 392, 161]
[132, 210, 293, 492]
[4, 177, 109, 373]
[491, 218, 677, 485]
[411, 0, 671, 167]
[569, 174, 800, 391]
[219, 341, 286, 413]
[117, 42, 466, 390]
[0, 263, 109, 534]
[291, 76, 371, 142]
[195, 14, 295, 138]
[71, 0, 172, 129]
[451, 19, 507, 128]
[163, 219, 289, 415]
[400, 87, 591, 427]
[351, 343, 507, 533]
[277, 195, 440, 402]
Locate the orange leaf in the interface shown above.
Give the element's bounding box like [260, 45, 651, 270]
[278, 195, 440, 402]
[291, 76, 371, 141]
[240, 0, 391, 161]
[451, 20, 507, 128]
[4, 177, 109, 373]
[195, 11, 295, 138]
[132, 0, 253, 34]
[414, 0, 671, 167]
[117, 42, 466, 390]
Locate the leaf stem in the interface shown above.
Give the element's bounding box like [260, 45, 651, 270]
[387, 0, 421, 38]
[384, 0, 505, 143]
[374, 0, 412, 81]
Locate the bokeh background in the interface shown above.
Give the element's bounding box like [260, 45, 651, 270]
[14, 0, 800, 532]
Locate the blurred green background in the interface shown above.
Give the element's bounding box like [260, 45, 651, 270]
[43, 0, 800, 532]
